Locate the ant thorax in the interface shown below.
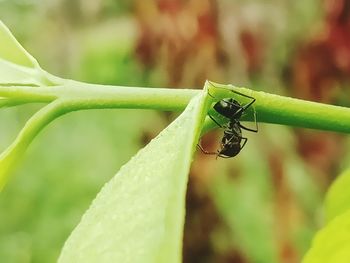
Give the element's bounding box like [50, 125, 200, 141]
[227, 120, 242, 136]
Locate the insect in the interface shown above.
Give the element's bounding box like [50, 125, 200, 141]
[198, 88, 258, 158]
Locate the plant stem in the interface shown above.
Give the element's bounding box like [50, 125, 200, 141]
[2, 80, 350, 133]
[208, 82, 350, 134]
[0, 100, 68, 190]
[2, 80, 350, 189]
[64, 81, 200, 111]
[0, 98, 31, 108]
[0, 81, 200, 111]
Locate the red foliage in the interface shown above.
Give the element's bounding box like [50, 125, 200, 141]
[135, 0, 225, 87]
[240, 30, 264, 76]
[289, 0, 349, 185]
[291, 0, 350, 102]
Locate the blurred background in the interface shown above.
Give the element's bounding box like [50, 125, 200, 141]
[1, 0, 350, 262]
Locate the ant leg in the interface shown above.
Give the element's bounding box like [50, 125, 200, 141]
[209, 81, 258, 131]
[240, 123, 258, 132]
[230, 90, 256, 110]
[208, 113, 224, 128]
[231, 90, 257, 131]
[240, 137, 248, 150]
[239, 105, 258, 132]
[228, 96, 255, 120]
[197, 143, 218, 155]
[210, 83, 256, 120]
[217, 154, 231, 159]
[215, 142, 227, 159]
[207, 91, 215, 99]
[208, 81, 230, 92]
[209, 81, 256, 111]
[226, 88, 257, 118]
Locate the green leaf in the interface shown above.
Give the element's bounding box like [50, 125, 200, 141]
[58, 91, 210, 262]
[325, 169, 350, 222]
[0, 21, 38, 68]
[0, 19, 201, 192]
[302, 169, 350, 263]
[0, 20, 53, 86]
[302, 210, 350, 263]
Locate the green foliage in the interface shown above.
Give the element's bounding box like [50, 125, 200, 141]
[303, 170, 350, 263]
[0, 109, 158, 262]
[0, 20, 46, 189]
[303, 210, 350, 263]
[76, 20, 142, 86]
[211, 171, 278, 263]
[0, 20, 209, 261]
[0, 20, 37, 69]
[0, 20, 163, 262]
[0, 20, 200, 191]
[325, 169, 350, 222]
[59, 93, 209, 262]
[1, 10, 350, 262]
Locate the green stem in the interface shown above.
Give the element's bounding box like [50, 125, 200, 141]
[2, 80, 350, 133]
[0, 81, 199, 111]
[0, 98, 31, 108]
[0, 91, 198, 190]
[2, 80, 350, 190]
[0, 100, 68, 190]
[208, 82, 350, 133]
[64, 81, 199, 111]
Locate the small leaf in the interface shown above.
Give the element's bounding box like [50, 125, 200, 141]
[58, 91, 210, 262]
[302, 169, 350, 263]
[0, 60, 41, 86]
[302, 210, 350, 263]
[0, 20, 39, 68]
[325, 169, 350, 222]
[0, 20, 53, 86]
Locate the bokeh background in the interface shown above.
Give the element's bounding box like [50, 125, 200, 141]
[1, 0, 350, 262]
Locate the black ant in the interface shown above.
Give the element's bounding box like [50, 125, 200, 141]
[198, 88, 258, 158]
